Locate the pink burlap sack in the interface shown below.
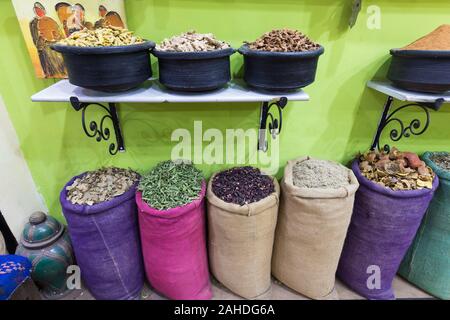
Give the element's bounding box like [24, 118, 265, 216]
[136, 181, 212, 300]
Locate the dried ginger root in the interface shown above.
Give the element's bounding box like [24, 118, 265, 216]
[245, 29, 320, 52]
[359, 147, 434, 191]
[156, 30, 230, 52]
[58, 26, 144, 47]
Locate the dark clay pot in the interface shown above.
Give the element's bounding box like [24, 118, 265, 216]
[238, 45, 324, 92]
[51, 41, 155, 92]
[152, 48, 235, 92]
[388, 49, 450, 93]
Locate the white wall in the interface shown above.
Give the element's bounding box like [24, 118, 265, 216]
[0, 95, 47, 238]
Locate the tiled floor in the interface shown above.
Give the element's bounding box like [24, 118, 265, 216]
[62, 275, 433, 300]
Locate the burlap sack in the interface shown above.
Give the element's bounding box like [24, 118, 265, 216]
[0, 231, 6, 255]
[207, 174, 280, 299]
[272, 156, 359, 299]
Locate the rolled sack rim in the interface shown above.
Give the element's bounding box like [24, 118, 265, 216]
[422, 151, 450, 181]
[60, 172, 140, 215]
[136, 180, 206, 219]
[282, 156, 360, 199]
[206, 172, 280, 216]
[351, 159, 439, 198]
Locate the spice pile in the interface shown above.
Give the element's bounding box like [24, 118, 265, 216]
[156, 31, 230, 52]
[359, 148, 435, 190]
[430, 152, 450, 171]
[212, 166, 275, 205]
[402, 25, 450, 51]
[245, 29, 320, 52]
[66, 167, 139, 205]
[138, 160, 203, 210]
[58, 26, 144, 47]
[293, 159, 350, 189]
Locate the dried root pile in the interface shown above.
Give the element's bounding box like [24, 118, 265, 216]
[157, 31, 230, 52]
[245, 29, 320, 52]
[58, 26, 144, 47]
[359, 148, 434, 190]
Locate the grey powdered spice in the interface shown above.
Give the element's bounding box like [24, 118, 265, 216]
[430, 152, 450, 171]
[66, 167, 139, 206]
[138, 160, 204, 210]
[293, 159, 350, 189]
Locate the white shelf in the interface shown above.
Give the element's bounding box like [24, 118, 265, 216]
[31, 79, 310, 104]
[367, 80, 450, 103]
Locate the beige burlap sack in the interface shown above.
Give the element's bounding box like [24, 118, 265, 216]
[0, 231, 6, 255]
[207, 174, 280, 299]
[272, 156, 359, 299]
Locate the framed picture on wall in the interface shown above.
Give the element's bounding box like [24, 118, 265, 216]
[11, 0, 128, 79]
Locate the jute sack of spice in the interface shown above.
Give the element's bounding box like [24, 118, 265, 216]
[207, 167, 280, 299]
[272, 156, 359, 299]
[398, 152, 450, 300]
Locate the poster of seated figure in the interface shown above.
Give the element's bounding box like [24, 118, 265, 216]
[12, 1, 127, 79]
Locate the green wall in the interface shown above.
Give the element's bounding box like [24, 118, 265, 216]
[1, 0, 450, 220]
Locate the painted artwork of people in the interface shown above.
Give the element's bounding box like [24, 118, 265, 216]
[95, 5, 125, 29]
[12, 0, 128, 79]
[66, 3, 94, 35]
[29, 2, 66, 77]
[55, 2, 72, 37]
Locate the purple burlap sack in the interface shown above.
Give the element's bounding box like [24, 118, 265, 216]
[60, 173, 144, 300]
[337, 160, 438, 300]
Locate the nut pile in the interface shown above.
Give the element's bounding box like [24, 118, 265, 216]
[430, 152, 450, 171]
[66, 167, 139, 205]
[359, 148, 435, 190]
[58, 26, 144, 47]
[138, 160, 204, 210]
[245, 29, 320, 52]
[156, 31, 230, 52]
[212, 166, 275, 205]
[293, 159, 350, 189]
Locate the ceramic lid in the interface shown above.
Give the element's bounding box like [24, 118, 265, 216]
[21, 212, 64, 248]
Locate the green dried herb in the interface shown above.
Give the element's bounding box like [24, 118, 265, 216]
[138, 160, 204, 210]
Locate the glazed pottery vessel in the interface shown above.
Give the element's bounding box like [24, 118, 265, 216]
[16, 211, 74, 299]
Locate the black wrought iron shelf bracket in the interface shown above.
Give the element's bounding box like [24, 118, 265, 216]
[258, 97, 288, 152]
[69, 96, 290, 155]
[370, 95, 444, 152]
[69, 97, 125, 156]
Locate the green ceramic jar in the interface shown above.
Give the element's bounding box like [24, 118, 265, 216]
[16, 211, 74, 299]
